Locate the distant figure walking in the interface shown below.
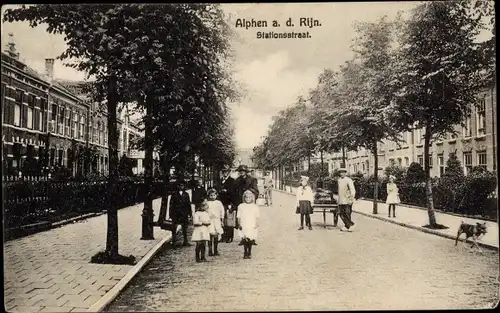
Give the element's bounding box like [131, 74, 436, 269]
[296, 175, 314, 230]
[337, 168, 356, 232]
[386, 175, 400, 218]
[263, 171, 274, 206]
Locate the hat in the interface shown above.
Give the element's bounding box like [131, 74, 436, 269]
[176, 178, 186, 185]
[300, 175, 309, 182]
[221, 166, 231, 172]
[338, 168, 347, 173]
[237, 165, 249, 172]
[389, 175, 396, 180]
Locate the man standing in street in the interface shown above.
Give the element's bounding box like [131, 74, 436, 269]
[337, 168, 356, 232]
[263, 171, 274, 206]
[219, 166, 237, 242]
[235, 165, 259, 205]
[168, 179, 192, 247]
[191, 177, 207, 214]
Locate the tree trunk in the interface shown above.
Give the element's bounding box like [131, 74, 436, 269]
[341, 145, 346, 168]
[157, 155, 170, 223]
[320, 150, 324, 179]
[307, 152, 311, 175]
[141, 93, 154, 240]
[424, 125, 437, 227]
[105, 75, 119, 259]
[372, 143, 379, 214]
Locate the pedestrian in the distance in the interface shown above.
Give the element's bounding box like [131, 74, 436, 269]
[296, 175, 314, 230]
[192, 200, 211, 263]
[237, 190, 260, 259]
[263, 171, 274, 206]
[337, 168, 356, 232]
[206, 188, 224, 256]
[386, 175, 400, 218]
[168, 179, 193, 247]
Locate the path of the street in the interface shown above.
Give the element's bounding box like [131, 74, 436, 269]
[105, 191, 499, 311]
[4, 198, 170, 313]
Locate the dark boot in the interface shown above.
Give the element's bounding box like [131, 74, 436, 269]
[214, 239, 219, 256]
[200, 243, 207, 261]
[208, 238, 214, 256]
[195, 244, 201, 262]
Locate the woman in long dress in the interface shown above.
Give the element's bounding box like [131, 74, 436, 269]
[386, 175, 400, 218]
[296, 175, 314, 230]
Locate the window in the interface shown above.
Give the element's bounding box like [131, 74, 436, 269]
[38, 111, 43, 131]
[398, 158, 402, 166]
[59, 107, 64, 134]
[406, 132, 412, 145]
[428, 154, 433, 168]
[14, 104, 21, 126]
[477, 151, 487, 169]
[476, 98, 486, 136]
[438, 154, 444, 176]
[51, 104, 57, 122]
[463, 152, 472, 175]
[405, 157, 409, 167]
[14, 89, 23, 103]
[417, 155, 423, 167]
[462, 115, 472, 138]
[27, 106, 33, 129]
[415, 128, 423, 144]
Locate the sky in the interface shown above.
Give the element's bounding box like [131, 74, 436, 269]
[1, 3, 421, 150]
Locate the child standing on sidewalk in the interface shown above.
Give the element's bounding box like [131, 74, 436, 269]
[192, 200, 211, 263]
[386, 175, 400, 218]
[237, 190, 260, 259]
[206, 188, 224, 256]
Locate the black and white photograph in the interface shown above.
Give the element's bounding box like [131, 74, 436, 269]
[1, 2, 498, 312]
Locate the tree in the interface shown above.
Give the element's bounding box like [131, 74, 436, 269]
[3, 3, 237, 262]
[389, 1, 490, 227]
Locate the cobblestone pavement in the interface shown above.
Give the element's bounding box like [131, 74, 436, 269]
[106, 192, 500, 311]
[4, 198, 171, 313]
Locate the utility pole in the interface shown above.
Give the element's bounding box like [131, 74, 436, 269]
[141, 91, 154, 240]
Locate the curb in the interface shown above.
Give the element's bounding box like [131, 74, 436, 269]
[352, 210, 498, 251]
[87, 225, 182, 312]
[275, 189, 498, 251]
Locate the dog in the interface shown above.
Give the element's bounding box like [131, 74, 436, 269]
[455, 221, 488, 251]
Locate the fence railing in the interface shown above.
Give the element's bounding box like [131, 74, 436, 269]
[2, 178, 166, 232]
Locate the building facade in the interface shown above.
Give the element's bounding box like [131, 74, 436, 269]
[1, 34, 141, 178]
[324, 85, 497, 178]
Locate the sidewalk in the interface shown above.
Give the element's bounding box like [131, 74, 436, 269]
[351, 198, 499, 249]
[275, 188, 499, 250]
[4, 198, 175, 313]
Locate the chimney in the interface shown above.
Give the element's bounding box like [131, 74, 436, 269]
[45, 58, 55, 81]
[4, 33, 20, 60]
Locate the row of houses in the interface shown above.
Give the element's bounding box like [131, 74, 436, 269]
[1, 33, 153, 178]
[300, 85, 497, 178]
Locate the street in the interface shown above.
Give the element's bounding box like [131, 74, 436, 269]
[105, 191, 499, 311]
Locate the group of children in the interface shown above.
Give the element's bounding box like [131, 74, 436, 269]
[191, 188, 260, 262]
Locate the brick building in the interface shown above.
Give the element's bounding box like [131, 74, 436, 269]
[1, 33, 134, 178]
[324, 85, 497, 178]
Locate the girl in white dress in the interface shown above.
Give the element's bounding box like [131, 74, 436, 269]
[237, 190, 260, 259]
[206, 189, 225, 256]
[191, 200, 211, 263]
[386, 175, 400, 218]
